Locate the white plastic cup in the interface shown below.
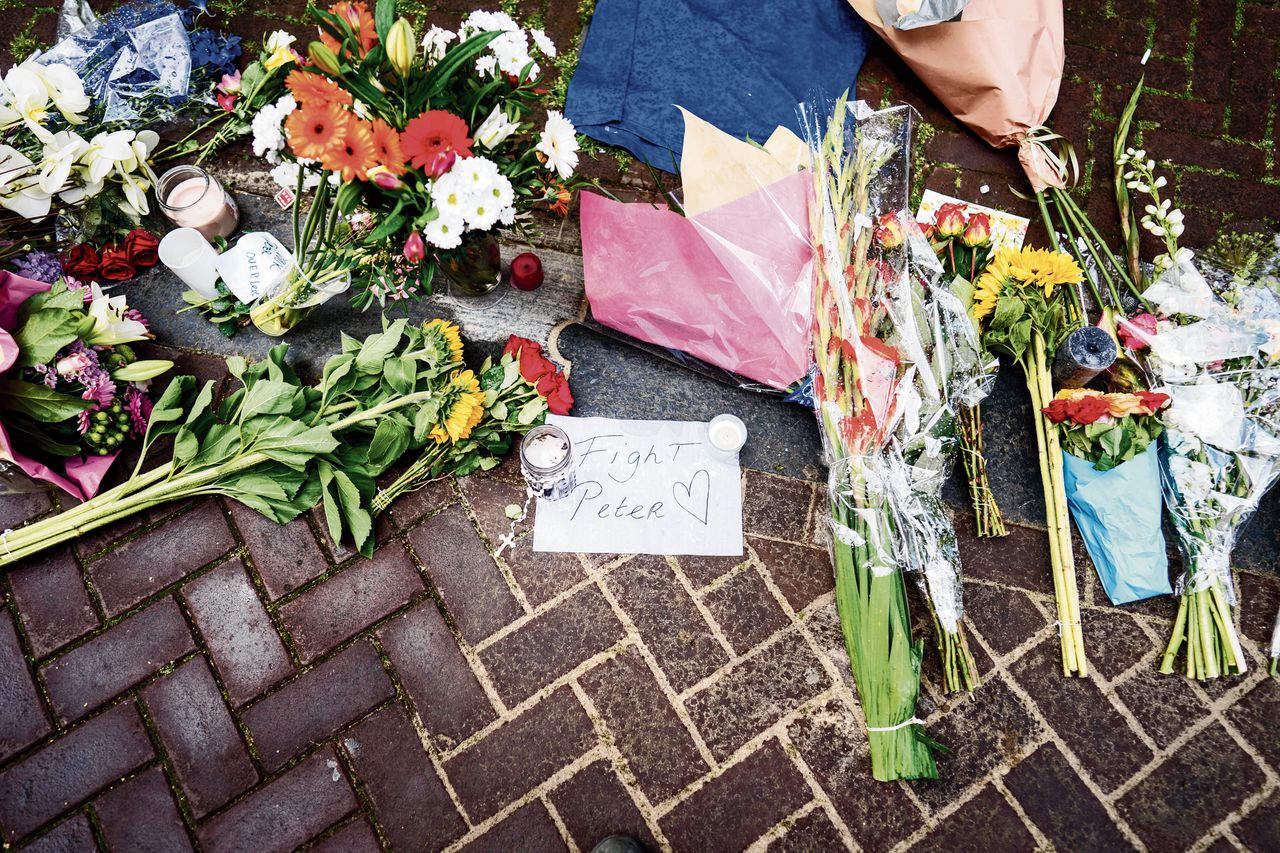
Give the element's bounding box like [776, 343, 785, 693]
[708, 414, 748, 453]
[159, 227, 221, 299]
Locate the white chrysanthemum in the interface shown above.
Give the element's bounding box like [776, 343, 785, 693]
[251, 95, 295, 163]
[499, 206, 515, 226]
[535, 110, 579, 179]
[454, 156, 500, 195]
[475, 54, 497, 78]
[430, 170, 468, 216]
[460, 10, 518, 36]
[485, 172, 515, 211]
[530, 28, 556, 57]
[463, 194, 501, 231]
[491, 30, 537, 79]
[270, 161, 321, 192]
[421, 25, 456, 62]
[424, 210, 465, 250]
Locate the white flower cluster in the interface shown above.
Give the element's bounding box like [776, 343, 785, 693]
[0, 60, 158, 220]
[419, 10, 556, 82]
[427, 154, 515, 249]
[251, 94, 296, 165]
[1118, 146, 1192, 273]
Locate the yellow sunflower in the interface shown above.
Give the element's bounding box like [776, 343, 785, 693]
[422, 318, 464, 363]
[971, 247, 1084, 322]
[430, 370, 485, 444]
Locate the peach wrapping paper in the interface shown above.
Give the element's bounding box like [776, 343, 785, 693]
[850, 0, 1067, 191]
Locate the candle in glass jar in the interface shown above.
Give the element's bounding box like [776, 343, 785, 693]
[157, 165, 240, 241]
[520, 424, 575, 500]
[523, 432, 569, 468]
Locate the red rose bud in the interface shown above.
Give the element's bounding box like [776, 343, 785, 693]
[124, 229, 160, 267]
[1066, 394, 1112, 425]
[510, 252, 543, 290]
[961, 212, 992, 247]
[98, 244, 137, 282]
[63, 244, 101, 280]
[934, 202, 967, 238]
[403, 231, 425, 262]
[873, 213, 904, 249]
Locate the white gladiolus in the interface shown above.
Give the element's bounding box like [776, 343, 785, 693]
[421, 26, 456, 62]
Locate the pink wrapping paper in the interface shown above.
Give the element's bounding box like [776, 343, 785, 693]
[0, 271, 118, 501]
[580, 168, 814, 390]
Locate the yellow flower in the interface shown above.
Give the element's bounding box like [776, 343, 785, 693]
[423, 318, 463, 363]
[430, 370, 485, 444]
[971, 246, 1084, 322]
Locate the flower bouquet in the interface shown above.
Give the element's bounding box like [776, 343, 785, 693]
[1041, 387, 1172, 604]
[373, 332, 573, 513]
[971, 245, 1088, 675]
[920, 200, 1005, 537]
[801, 97, 947, 780]
[0, 317, 530, 566]
[224, 1, 581, 328]
[1135, 262, 1280, 679]
[0, 271, 172, 499]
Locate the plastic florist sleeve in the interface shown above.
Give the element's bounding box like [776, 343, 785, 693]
[1139, 262, 1280, 679]
[579, 110, 814, 392]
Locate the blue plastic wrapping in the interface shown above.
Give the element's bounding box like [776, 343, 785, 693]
[35, 0, 192, 125]
[1062, 447, 1171, 605]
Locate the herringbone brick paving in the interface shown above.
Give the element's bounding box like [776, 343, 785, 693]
[3, 0, 1280, 849]
[3, 444, 1280, 851]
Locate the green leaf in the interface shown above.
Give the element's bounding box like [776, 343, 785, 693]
[517, 397, 545, 425]
[173, 427, 200, 465]
[239, 379, 300, 419]
[489, 400, 508, 422]
[355, 319, 407, 372]
[383, 356, 416, 396]
[333, 469, 372, 552]
[226, 356, 247, 381]
[335, 180, 362, 215]
[0, 379, 93, 422]
[412, 399, 441, 442]
[13, 309, 81, 367]
[111, 359, 174, 382]
[374, 0, 395, 42]
[367, 417, 410, 473]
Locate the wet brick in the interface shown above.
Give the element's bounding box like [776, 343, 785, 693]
[94, 766, 194, 852]
[6, 547, 97, 658]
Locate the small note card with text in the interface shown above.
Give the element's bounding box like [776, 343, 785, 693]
[532, 415, 744, 556]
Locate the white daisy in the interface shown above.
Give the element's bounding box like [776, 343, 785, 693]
[535, 110, 579, 179]
[454, 156, 500, 195]
[463, 194, 500, 231]
[430, 170, 468, 216]
[424, 210, 465, 250]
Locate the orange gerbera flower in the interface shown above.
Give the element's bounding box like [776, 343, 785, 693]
[285, 70, 353, 107]
[319, 1, 378, 56]
[368, 118, 406, 175]
[401, 110, 473, 171]
[285, 101, 352, 160]
[321, 119, 378, 182]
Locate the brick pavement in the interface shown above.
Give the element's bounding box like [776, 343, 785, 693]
[3, 448, 1280, 851]
[3, 0, 1280, 850]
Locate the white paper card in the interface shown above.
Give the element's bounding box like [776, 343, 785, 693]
[214, 232, 293, 303]
[532, 415, 744, 556]
[915, 190, 1031, 250]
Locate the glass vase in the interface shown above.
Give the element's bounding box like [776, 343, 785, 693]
[249, 265, 350, 337]
[438, 230, 507, 306]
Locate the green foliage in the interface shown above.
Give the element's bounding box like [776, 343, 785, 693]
[1061, 414, 1164, 472]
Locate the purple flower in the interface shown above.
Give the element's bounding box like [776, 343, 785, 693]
[123, 385, 153, 438]
[11, 250, 63, 283]
[76, 409, 93, 435]
[81, 377, 117, 408]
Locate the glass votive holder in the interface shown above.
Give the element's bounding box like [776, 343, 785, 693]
[520, 424, 576, 500]
[157, 165, 240, 241]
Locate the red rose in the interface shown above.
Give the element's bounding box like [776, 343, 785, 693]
[124, 229, 160, 267]
[520, 348, 554, 385]
[503, 335, 541, 359]
[63, 244, 101, 279]
[535, 371, 558, 397]
[934, 202, 967, 238]
[1065, 394, 1112, 425]
[547, 374, 574, 415]
[1117, 312, 1159, 351]
[1041, 399, 1073, 423]
[98, 244, 137, 282]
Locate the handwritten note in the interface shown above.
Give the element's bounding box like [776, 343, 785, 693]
[532, 415, 744, 556]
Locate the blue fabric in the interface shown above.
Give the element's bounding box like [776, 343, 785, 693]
[565, 0, 870, 170]
[1062, 448, 1171, 605]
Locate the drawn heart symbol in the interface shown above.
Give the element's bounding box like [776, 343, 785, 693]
[673, 469, 711, 525]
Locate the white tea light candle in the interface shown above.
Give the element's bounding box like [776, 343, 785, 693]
[158, 228, 222, 299]
[708, 414, 747, 453]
